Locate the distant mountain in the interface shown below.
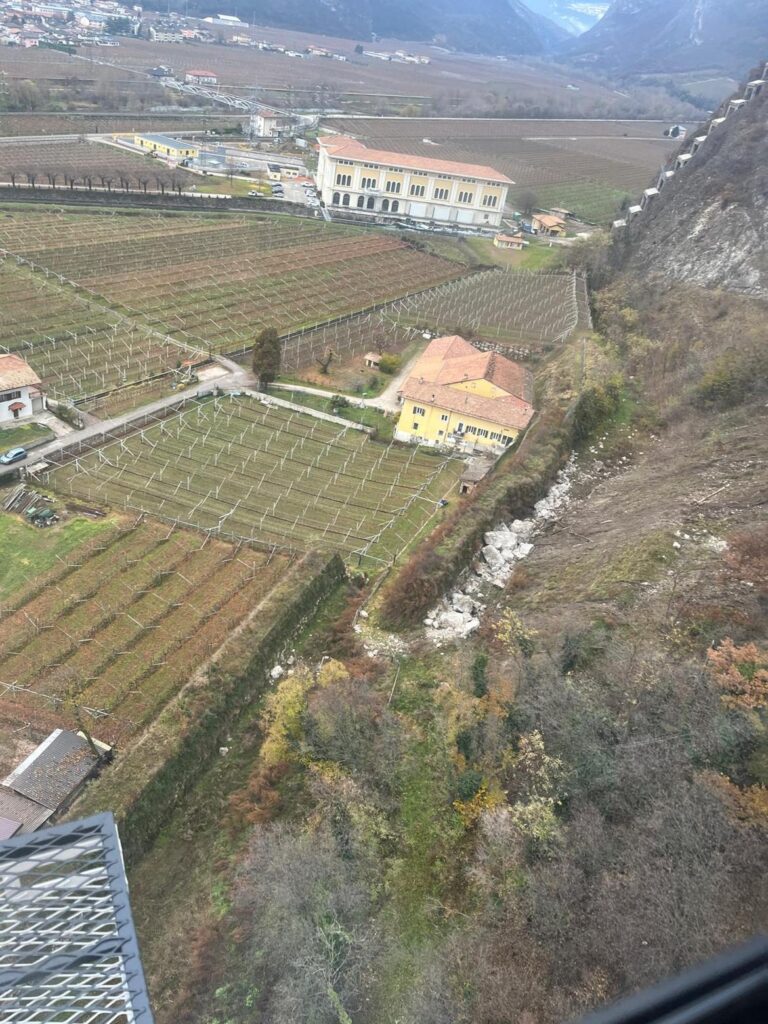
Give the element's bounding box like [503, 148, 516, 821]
[524, 0, 609, 35]
[172, 0, 569, 55]
[564, 0, 768, 75]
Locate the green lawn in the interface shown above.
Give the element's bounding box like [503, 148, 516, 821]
[0, 422, 54, 451]
[510, 181, 631, 226]
[271, 388, 396, 441]
[0, 512, 113, 601]
[464, 236, 561, 270]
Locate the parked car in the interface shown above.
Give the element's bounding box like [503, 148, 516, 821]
[247, 190, 261, 197]
[306, 198, 320, 208]
[0, 447, 27, 465]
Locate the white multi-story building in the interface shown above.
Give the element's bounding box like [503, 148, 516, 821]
[316, 135, 512, 228]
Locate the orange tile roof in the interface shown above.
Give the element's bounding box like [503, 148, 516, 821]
[533, 213, 565, 229]
[319, 135, 513, 185]
[0, 354, 41, 390]
[400, 336, 534, 432]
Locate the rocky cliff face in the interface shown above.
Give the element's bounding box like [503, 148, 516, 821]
[566, 0, 768, 75]
[625, 85, 768, 297]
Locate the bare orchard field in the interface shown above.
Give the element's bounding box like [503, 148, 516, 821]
[0, 257, 201, 406]
[45, 394, 461, 568]
[0, 138, 194, 190]
[0, 111, 243, 137]
[274, 267, 588, 391]
[0, 208, 464, 355]
[110, 34, 635, 116]
[0, 45, 166, 107]
[325, 117, 681, 223]
[0, 511, 290, 771]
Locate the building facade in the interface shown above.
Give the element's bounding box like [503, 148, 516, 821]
[184, 69, 218, 85]
[0, 354, 44, 423]
[317, 135, 512, 228]
[395, 336, 534, 452]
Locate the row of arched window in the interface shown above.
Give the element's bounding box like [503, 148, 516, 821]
[331, 193, 399, 213]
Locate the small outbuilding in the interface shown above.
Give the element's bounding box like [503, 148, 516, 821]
[459, 456, 493, 495]
[0, 728, 110, 834]
[493, 232, 525, 250]
[531, 213, 566, 237]
[363, 352, 382, 369]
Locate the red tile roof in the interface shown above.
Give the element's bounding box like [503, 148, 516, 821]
[0, 354, 41, 390]
[319, 135, 513, 185]
[400, 335, 534, 432]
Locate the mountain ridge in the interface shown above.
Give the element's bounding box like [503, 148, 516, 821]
[152, 0, 569, 55]
[565, 0, 768, 76]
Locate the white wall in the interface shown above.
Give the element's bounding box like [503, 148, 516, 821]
[0, 386, 35, 424]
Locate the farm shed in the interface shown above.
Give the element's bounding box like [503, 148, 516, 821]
[0, 353, 44, 423]
[459, 456, 493, 495]
[1, 728, 109, 833]
[0, 787, 54, 837]
[531, 213, 566, 237]
[363, 351, 381, 368]
[134, 133, 199, 160]
[493, 232, 525, 250]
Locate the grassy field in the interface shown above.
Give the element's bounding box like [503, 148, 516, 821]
[0, 511, 290, 755]
[273, 388, 396, 439]
[0, 512, 112, 601]
[0, 421, 54, 450]
[46, 395, 461, 568]
[463, 236, 562, 270]
[325, 117, 678, 224]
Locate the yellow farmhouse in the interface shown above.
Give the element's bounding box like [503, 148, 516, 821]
[316, 135, 513, 228]
[395, 336, 534, 452]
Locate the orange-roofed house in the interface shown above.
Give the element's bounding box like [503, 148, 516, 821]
[395, 336, 534, 452]
[531, 213, 566, 236]
[316, 134, 513, 227]
[0, 354, 45, 423]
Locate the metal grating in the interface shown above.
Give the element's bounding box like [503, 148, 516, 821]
[0, 812, 154, 1024]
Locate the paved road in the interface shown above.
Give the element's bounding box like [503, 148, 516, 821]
[0, 345, 417, 485]
[0, 357, 254, 483]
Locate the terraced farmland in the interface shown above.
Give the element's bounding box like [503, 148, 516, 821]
[0, 258, 199, 405]
[0, 515, 289, 747]
[46, 395, 461, 567]
[0, 209, 463, 355]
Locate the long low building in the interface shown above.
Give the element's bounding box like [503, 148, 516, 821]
[317, 134, 512, 228]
